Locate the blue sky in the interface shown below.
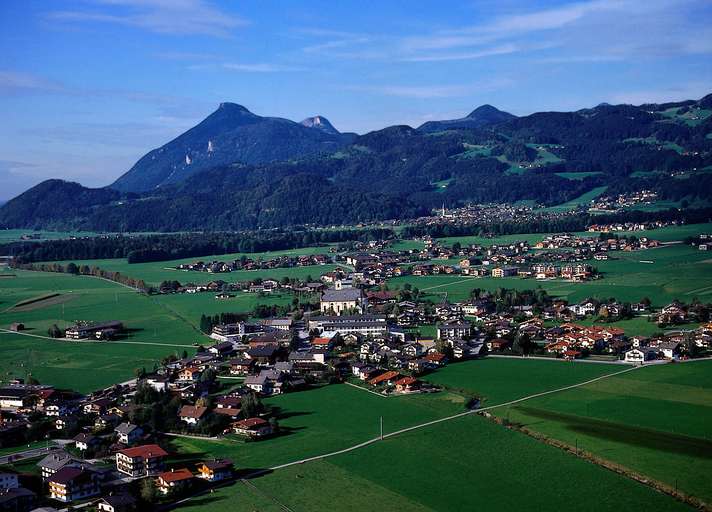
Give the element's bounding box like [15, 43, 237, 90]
[1, 0, 711, 200]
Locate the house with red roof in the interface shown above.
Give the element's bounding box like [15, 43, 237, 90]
[232, 417, 274, 438]
[116, 444, 168, 477]
[368, 370, 401, 386]
[156, 468, 193, 495]
[394, 376, 420, 393]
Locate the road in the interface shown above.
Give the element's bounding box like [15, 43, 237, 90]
[0, 439, 70, 465]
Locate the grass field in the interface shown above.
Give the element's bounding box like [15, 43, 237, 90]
[389, 243, 712, 307]
[422, 358, 626, 405]
[168, 383, 465, 470]
[0, 269, 205, 391]
[0, 229, 100, 243]
[496, 360, 712, 503]
[555, 171, 604, 180]
[46, 248, 338, 287]
[543, 186, 609, 212]
[176, 390, 689, 512]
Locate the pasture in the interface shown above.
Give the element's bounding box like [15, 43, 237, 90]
[388, 243, 712, 307]
[496, 360, 712, 503]
[0, 229, 100, 243]
[0, 270, 203, 391]
[46, 249, 338, 287]
[422, 358, 626, 405]
[176, 404, 689, 512]
[543, 186, 609, 212]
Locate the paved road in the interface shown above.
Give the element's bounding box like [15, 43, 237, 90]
[0, 440, 70, 465]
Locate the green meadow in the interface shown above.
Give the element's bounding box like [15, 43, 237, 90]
[182, 418, 690, 511]
[0, 229, 101, 243]
[46, 246, 338, 287]
[497, 360, 712, 503]
[422, 358, 626, 405]
[174, 374, 689, 512]
[543, 186, 609, 212]
[0, 270, 204, 390]
[389, 242, 712, 307]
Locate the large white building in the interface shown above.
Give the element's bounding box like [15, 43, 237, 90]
[320, 286, 366, 315]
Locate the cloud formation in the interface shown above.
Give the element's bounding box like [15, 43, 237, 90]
[47, 0, 246, 37]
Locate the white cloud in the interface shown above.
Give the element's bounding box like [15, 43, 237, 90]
[222, 63, 305, 73]
[0, 71, 65, 94]
[350, 78, 514, 99]
[46, 0, 246, 37]
[401, 44, 520, 62]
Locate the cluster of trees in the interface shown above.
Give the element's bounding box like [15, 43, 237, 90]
[199, 312, 247, 333]
[2, 227, 395, 264]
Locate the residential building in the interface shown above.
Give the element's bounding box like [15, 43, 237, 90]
[196, 459, 233, 482]
[116, 445, 167, 477]
[48, 467, 101, 503]
[156, 469, 193, 495]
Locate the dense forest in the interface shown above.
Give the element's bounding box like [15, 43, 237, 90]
[0, 227, 395, 263]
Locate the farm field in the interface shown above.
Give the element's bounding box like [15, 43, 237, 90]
[0, 332, 187, 392]
[154, 291, 298, 327]
[177, 413, 689, 512]
[0, 270, 203, 391]
[44, 250, 339, 287]
[496, 360, 712, 503]
[556, 171, 604, 180]
[543, 186, 609, 212]
[0, 229, 101, 243]
[422, 358, 627, 406]
[388, 243, 712, 306]
[170, 358, 629, 471]
[432, 222, 712, 248]
[168, 383, 466, 470]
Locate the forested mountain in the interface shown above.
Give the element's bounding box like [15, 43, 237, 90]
[111, 103, 353, 192]
[417, 104, 516, 133]
[1, 94, 711, 231]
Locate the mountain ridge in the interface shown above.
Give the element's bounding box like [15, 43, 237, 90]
[2, 94, 711, 231]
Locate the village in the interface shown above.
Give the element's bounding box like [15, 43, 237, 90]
[1, 252, 711, 511]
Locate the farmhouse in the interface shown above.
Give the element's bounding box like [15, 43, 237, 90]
[232, 417, 274, 438]
[179, 405, 208, 425]
[196, 459, 233, 482]
[97, 493, 137, 512]
[37, 451, 75, 480]
[156, 468, 193, 495]
[65, 321, 123, 340]
[114, 423, 143, 445]
[624, 348, 657, 364]
[437, 320, 471, 340]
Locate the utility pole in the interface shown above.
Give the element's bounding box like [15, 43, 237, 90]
[380, 416, 383, 441]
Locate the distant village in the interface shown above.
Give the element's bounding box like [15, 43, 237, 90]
[1, 231, 711, 510]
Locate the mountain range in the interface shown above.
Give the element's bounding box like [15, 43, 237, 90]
[1, 94, 711, 231]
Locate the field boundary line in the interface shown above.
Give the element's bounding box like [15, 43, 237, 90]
[420, 278, 478, 292]
[344, 381, 389, 398]
[0, 329, 192, 348]
[263, 365, 640, 473]
[167, 361, 642, 510]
